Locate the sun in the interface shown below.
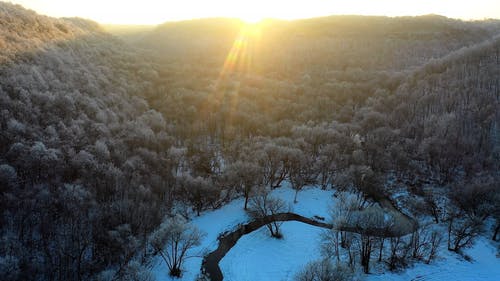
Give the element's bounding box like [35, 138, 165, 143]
[240, 13, 263, 24]
[217, 22, 261, 79]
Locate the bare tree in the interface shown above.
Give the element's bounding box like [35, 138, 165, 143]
[96, 261, 155, 281]
[320, 229, 342, 263]
[260, 141, 291, 188]
[351, 205, 389, 273]
[423, 191, 442, 223]
[426, 230, 443, 264]
[295, 260, 355, 281]
[287, 148, 316, 203]
[327, 193, 394, 273]
[329, 191, 366, 250]
[149, 216, 204, 277]
[445, 212, 483, 253]
[178, 174, 219, 216]
[493, 193, 500, 241]
[223, 161, 263, 209]
[248, 189, 289, 238]
[387, 236, 410, 271]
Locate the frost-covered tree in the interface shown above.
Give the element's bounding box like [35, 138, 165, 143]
[179, 174, 219, 216]
[445, 211, 483, 253]
[223, 160, 263, 209]
[149, 215, 204, 277]
[248, 189, 289, 238]
[287, 148, 315, 203]
[295, 260, 358, 281]
[0, 164, 17, 190]
[353, 206, 385, 273]
[96, 261, 155, 281]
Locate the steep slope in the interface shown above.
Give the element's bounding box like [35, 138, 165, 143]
[352, 35, 500, 185]
[0, 2, 102, 63]
[0, 2, 170, 281]
[392, 36, 500, 182]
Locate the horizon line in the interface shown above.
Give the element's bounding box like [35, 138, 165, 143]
[94, 14, 500, 26]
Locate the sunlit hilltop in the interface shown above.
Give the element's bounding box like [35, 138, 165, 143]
[8, 0, 500, 24]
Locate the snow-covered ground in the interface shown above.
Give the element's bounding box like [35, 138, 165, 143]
[220, 221, 325, 281]
[152, 185, 335, 281]
[367, 237, 500, 281]
[153, 186, 500, 281]
[152, 194, 248, 281]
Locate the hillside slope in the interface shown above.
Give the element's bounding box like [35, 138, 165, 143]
[137, 15, 500, 73]
[0, 2, 170, 281]
[0, 2, 103, 63]
[390, 36, 500, 182]
[342, 34, 500, 188]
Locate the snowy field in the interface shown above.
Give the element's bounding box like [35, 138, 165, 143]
[153, 186, 500, 281]
[367, 237, 500, 281]
[152, 185, 335, 281]
[220, 221, 325, 281]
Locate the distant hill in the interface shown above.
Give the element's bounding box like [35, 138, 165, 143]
[135, 18, 245, 64]
[135, 15, 500, 73]
[0, 2, 104, 63]
[102, 24, 155, 42]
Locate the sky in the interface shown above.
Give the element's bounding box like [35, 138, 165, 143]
[8, 0, 500, 24]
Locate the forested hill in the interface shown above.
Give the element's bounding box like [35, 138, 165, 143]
[132, 15, 500, 139]
[136, 15, 500, 72]
[0, 2, 103, 63]
[355, 36, 500, 185]
[0, 2, 169, 281]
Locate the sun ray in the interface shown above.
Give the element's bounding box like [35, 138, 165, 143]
[217, 23, 261, 79]
[198, 22, 262, 136]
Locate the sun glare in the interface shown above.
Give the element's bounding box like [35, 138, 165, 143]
[218, 23, 261, 79]
[8, 0, 500, 25]
[241, 14, 263, 24]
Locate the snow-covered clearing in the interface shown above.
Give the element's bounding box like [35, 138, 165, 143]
[153, 185, 500, 281]
[152, 185, 335, 280]
[367, 237, 500, 281]
[220, 221, 325, 281]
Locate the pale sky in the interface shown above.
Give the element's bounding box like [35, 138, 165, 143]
[8, 0, 500, 24]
